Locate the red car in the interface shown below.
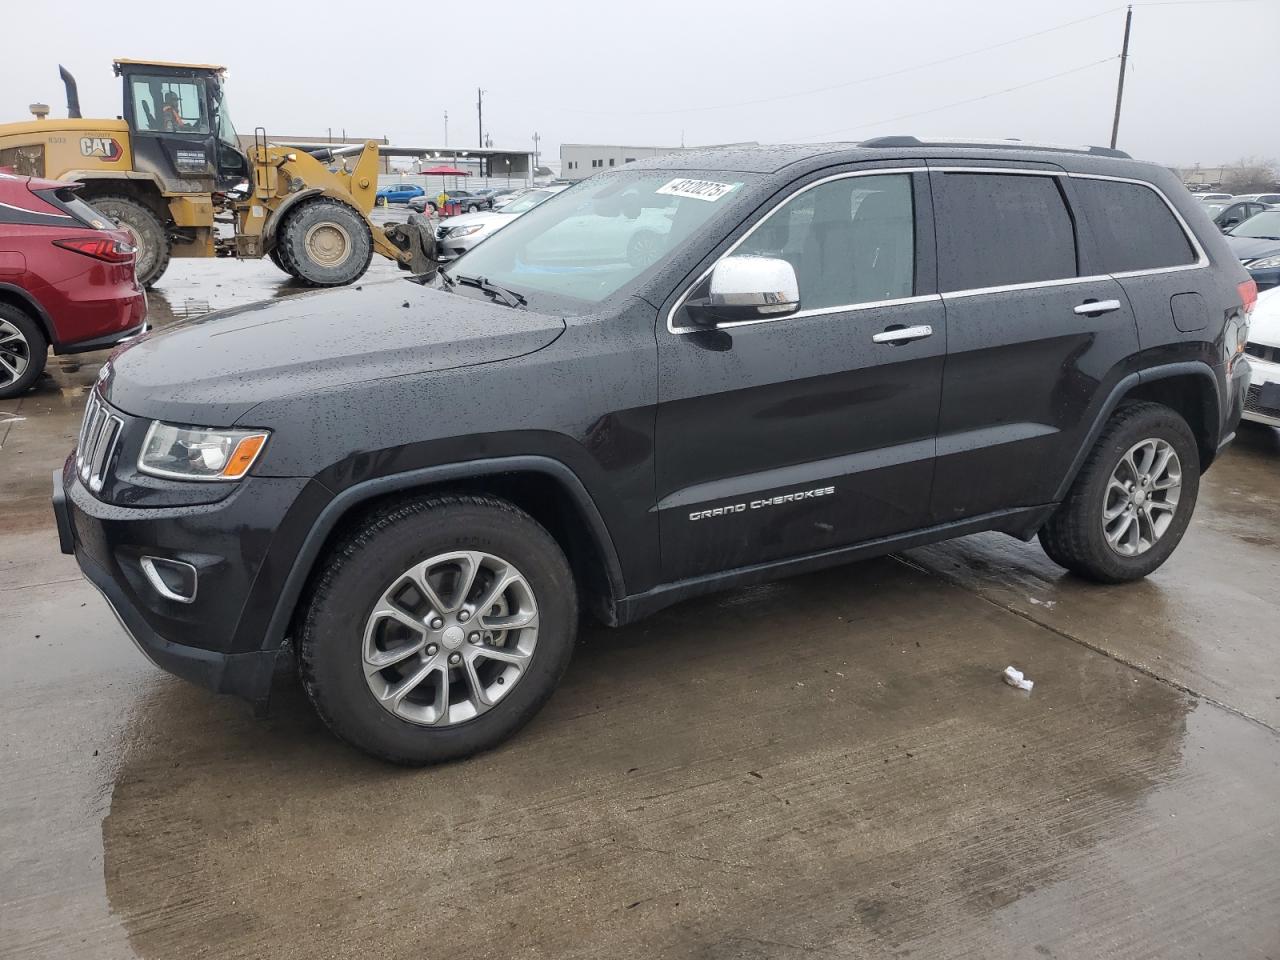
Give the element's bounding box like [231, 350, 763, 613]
[0, 172, 146, 398]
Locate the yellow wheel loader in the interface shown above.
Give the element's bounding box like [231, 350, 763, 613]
[0, 60, 434, 288]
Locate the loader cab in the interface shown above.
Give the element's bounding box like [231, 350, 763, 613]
[114, 59, 248, 193]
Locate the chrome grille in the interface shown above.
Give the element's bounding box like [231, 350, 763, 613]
[436, 225, 451, 241]
[75, 391, 124, 494]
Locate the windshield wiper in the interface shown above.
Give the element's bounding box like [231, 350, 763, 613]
[455, 274, 527, 308]
[437, 268, 457, 288]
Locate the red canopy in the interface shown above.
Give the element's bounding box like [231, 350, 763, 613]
[421, 165, 468, 176]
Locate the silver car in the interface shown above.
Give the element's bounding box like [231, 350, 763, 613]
[435, 186, 569, 260]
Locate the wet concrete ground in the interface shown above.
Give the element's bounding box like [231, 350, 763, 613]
[2, 249, 1279, 959]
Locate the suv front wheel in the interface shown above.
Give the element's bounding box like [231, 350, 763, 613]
[299, 495, 578, 764]
[1039, 401, 1200, 583]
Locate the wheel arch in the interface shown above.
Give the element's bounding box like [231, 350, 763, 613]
[0, 283, 56, 347]
[1053, 361, 1222, 502]
[263, 457, 627, 656]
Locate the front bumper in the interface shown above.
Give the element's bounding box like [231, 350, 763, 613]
[1243, 350, 1280, 426]
[53, 458, 323, 704]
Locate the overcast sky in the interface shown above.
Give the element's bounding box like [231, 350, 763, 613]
[3, 0, 1275, 170]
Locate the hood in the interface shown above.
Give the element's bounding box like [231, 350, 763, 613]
[1250, 287, 1280, 348]
[102, 278, 565, 425]
[1225, 234, 1280, 261]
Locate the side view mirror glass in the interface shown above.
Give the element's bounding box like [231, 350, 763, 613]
[685, 255, 800, 327]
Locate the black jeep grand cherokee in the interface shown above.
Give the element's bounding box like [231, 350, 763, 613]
[54, 138, 1256, 764]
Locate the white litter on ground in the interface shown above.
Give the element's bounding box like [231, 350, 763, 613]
[1003, 666, 1034, 692]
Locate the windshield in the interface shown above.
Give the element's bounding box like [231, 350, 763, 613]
[445, 172, 749, 307]
[213, 84, 238, 148]
[1232, 210, 1280, 239]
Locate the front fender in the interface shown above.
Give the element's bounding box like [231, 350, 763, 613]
[248, 456, 626, 655]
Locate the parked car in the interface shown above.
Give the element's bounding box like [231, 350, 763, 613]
[54, 138, 1253, 764]
[1224, 209, 1280, 290]
[1194, 192, 1233, 202]
[1207, 199, 1273, 231]
[434, 186, 569, 260]
[408, 189, 491, 214]
[1242, 286, 1280, 427]
[1231, 193, 1280, 205]
[375, 183, 426, 206]
[0, 173, 145, 399]
[492, 190, 529, 210]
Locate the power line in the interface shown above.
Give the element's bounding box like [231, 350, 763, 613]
[788, 56, 1119, 142]
[566, 6, 1125, 117]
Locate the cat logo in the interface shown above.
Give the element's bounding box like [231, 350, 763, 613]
[79, 137, 124, 161]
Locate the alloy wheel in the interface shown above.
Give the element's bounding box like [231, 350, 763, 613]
[362, 550, 539, 726]
[0, 318, 31, 386]
[1102, 437, 1182, 557]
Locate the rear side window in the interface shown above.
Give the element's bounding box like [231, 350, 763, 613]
[933, 173, 1077, 291]
[1073, 178, 1196, 273]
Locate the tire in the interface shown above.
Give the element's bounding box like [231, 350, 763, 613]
[0, 303, 47, 399]
[466, 204, 480, 213]
[277, 198, 374, 287]
[1038, 401, 1200, 583]
[91, 195, 170, 288]
[626, 229, 664, 268]
[268, 244, 299, 278]
[299, 495, 578, 765]
[376, 196, 387, 207]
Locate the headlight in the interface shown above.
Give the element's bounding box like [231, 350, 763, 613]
[1246, 254, 1280, 269]
[138, 422, 270, 481]
[448, 224, 485, 238]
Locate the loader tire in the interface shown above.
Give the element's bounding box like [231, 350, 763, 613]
[278, 198, 373, 287]
[92, 195, 170, 288]
[268, 244, 298, 278]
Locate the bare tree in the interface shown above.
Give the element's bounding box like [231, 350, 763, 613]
[1221, 157, 1279, 194]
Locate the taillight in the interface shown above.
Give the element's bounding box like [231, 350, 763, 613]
[1238, 278, 1258, 315]
[53, 237, 135, 263]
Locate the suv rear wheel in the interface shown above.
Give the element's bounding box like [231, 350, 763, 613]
[1039, 401, 1200, 583]
[299, 495, 578, 764]
[0, 304, 47, 399]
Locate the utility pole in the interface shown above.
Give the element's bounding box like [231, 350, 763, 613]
[477, 88, 485, 150]
[1109, 5, 1133, 150]
[532, 131, 541, 184]
[443, 110, 448, 148]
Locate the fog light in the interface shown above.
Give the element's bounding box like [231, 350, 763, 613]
[140, 556, 198, 604]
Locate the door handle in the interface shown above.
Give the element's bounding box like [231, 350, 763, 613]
[1073, 299, 1122, 316]
[872, 324, 933, 344]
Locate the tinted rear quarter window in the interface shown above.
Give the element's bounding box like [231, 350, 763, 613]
[933, 173, 1077, 291]
[1072, 178, 1196, 273]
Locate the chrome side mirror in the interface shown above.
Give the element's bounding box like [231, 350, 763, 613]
[685, 255, 800, 327]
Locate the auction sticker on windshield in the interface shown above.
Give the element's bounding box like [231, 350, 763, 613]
[656, 178, 741, 202]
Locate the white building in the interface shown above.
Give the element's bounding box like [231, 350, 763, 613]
[558, 142, 759, 180]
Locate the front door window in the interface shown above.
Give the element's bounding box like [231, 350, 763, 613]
[131, 77, 209, 134]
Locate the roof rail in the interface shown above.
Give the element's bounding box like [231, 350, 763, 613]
[860, 136, 1131, 159]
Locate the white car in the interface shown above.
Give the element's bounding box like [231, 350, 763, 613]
[1195, 192, 1233, 202]
[435, 186, 569, 260]
[1244, 285, 1280, 427]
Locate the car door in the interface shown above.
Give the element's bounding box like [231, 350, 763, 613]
[655, 168, 947, 582]
[926, 165, 1139, 523]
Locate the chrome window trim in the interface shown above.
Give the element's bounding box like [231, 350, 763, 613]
[1066, 171, 1210, 272]
[666, 165, 1210, 335]
[667, 167, 927, 334]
